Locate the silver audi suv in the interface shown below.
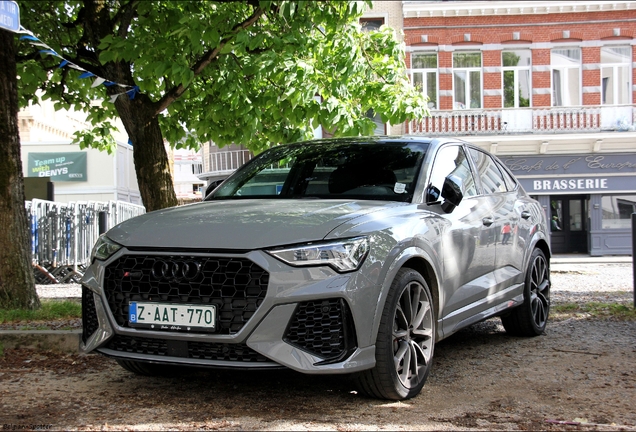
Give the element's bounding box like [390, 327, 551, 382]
[81, 137, 550, 400]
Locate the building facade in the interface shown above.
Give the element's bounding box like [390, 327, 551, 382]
[169, 146, 205, 203]
[402, 0, 636, 256]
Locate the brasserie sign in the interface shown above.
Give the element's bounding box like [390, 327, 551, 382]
[502, 153, 636, 194]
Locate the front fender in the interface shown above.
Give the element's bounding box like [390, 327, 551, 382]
[367, 241, 443, 347]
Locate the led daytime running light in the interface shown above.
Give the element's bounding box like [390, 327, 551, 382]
[267, 237, 369, 273]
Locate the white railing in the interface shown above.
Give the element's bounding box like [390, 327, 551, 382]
[25, 199, 145, 283]
[206, 150, 252, 176]
[408, 109, 503, 135]
[532, 107, 601, 132]
[407, 105, 635, 135]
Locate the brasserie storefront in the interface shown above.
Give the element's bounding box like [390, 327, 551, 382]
[501, 153, 636, 256]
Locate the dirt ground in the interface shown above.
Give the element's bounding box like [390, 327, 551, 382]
[1, 315, 635, 431]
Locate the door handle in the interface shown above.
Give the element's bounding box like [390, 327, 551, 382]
[482, 217, 494, 227]
[521, 210, 531, 220]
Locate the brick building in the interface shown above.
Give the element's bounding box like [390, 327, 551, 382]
[399, 1, 636, 256]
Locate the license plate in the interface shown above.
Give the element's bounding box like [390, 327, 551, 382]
[129, 302, 216, 332]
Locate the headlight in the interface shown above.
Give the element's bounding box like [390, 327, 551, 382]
[91, 235, 122, 261]
[266, 237, 369, 273]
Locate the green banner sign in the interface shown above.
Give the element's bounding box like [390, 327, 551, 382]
[27, 152, 87, 182]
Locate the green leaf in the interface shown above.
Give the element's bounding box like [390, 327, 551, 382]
[98, 50, 115, 64]
[219, 42, 234, 55]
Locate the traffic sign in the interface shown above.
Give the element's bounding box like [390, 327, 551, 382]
[0, 1, 20, 33]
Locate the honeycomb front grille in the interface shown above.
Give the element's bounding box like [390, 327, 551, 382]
[82, 286, 99, 343]
[104, 255, 269, 335]
[285, 298, 353, 359]
[105, 335, 270, 363]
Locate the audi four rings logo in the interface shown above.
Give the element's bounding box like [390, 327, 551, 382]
[151, 259, 202, 281]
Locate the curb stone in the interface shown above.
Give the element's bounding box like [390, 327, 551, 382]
[0, 330, 81, 354]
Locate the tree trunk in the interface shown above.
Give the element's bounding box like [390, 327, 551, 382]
[0, 29, 40, 310]
[113, 93, 178, 212]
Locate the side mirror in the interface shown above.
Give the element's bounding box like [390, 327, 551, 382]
[440, 174, 464, 213]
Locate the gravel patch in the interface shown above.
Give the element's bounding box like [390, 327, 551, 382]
[551, 263, 633, 304]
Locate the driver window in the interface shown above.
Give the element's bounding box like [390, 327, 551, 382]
[427, 145, 477, 203]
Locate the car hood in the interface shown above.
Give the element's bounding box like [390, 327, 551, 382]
[106, 199, 404, 250]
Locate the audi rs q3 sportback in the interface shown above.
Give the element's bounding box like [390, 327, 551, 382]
[81, 137, 551, 400]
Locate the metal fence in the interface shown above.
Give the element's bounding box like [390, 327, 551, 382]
[25, 199, 145, 284]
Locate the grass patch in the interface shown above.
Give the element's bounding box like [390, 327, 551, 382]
[0, 342, 4, 357]
[552, 302, 636, 320]
[0, 300, 82, 324]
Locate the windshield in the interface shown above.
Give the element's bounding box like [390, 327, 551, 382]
[207, 140, 428, 202]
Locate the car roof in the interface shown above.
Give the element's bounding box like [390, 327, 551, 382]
[281, 136, 469, 148]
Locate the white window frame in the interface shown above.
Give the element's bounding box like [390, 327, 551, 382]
[551, 48, 582, 107]
[411, 52, 438, 110]
[453, 52, 482, 110]
[601, 46, 632, 105]
[502, 50, 532, 108]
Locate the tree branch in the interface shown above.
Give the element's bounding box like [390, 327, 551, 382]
[152, 6, 265, 115]
[61, 5, 86, 29]
[113, 0, 139, 39]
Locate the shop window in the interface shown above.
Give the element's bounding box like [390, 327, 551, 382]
[502, 50, 531, 108]
[601, 46, 631, 105]
[551, 49, 581, 106]
[453, 52, 482, 109]
[550, 199, 563, 232]
[412, 53, 438, 109]
[601, 195, 636, 229]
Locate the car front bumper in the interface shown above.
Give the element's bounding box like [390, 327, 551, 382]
[80, 247, 379, 374]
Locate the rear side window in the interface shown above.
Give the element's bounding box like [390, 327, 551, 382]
[495, 160, 518, 191]
[467, 148, 508, 194]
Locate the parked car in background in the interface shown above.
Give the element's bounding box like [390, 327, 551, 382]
[82, 136, 550, 400]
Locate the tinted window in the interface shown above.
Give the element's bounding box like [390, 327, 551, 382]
[427, 145, 477, 203]
[468, 148, 508, 194]
[208, 141, 428, 202]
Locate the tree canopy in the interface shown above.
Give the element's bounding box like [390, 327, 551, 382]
[16, 0, 428, 211]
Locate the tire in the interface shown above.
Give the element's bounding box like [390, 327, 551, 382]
[353, 268, 436, 400]
[501, 248, 550, 336]
[115, 359, 172, 376]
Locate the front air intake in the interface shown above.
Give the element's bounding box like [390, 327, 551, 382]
[284, 298, 357, 362]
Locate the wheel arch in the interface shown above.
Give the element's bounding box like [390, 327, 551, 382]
[402, 257, 440, 325]
[369, 248, 443, 347]
[534, 238, 551, 263]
